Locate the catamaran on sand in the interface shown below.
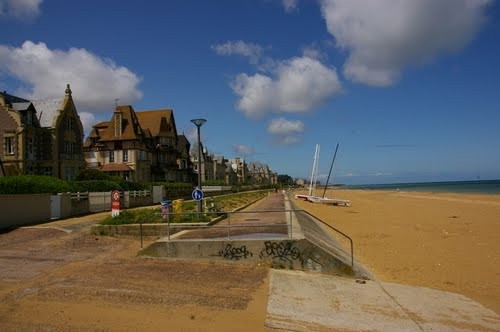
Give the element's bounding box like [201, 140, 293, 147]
[295, 143, 351, 206]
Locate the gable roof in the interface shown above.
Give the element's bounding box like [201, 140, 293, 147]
[32, 98, 64, 127]
[177, 134, 190, 150]
[98, 105, 144, 141]
[11, 102, 32, 112]
[136, 109, 176, 138]
[0, 91, 30, 104]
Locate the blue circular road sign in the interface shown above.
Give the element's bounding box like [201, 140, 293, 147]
[192, 189, 204, 201]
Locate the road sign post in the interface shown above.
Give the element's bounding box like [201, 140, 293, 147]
[192, 189, 204, 201]
[111, 190, 120, 217]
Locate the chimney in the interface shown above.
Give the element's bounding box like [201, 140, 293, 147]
[114, 108, 122, 137]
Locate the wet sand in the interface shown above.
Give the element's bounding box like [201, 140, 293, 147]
[293, 189, 500, 313]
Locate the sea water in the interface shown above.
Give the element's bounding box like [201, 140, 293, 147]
[344, 180, 500, 195]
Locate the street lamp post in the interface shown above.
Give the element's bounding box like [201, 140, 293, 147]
[191, 118, 206, 213]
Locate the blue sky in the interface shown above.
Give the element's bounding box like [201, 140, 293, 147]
[1, 0, 499, 184]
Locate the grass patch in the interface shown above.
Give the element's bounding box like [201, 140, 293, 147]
[100, 190, 271, 225]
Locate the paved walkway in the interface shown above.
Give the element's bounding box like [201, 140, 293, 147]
[173, 193, 292, 240]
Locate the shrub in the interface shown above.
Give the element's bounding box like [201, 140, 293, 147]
[203, 180, 226, 186]
[108, 176, 123, 183]
[0, 175, 70, 194]
[70, 180, 122, 192]
[100, 209, 159, 225]
[75, 169, 110, 181]
[119, 181, 150, 191]
[150, 182, 193, 189]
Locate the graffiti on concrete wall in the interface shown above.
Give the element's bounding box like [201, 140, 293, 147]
[259, 241, 302, 266]
[217, 244, 253, 260]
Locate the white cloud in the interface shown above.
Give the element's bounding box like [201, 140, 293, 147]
[185, 127, 198, 144]
[231, 56, 342, 118]
[78, 111, 96, 135]
[211, 40, 263, 64]
[320, 0, 491, 86]
[282, 0, 299, 13]
[0, 41, 143, 110]
[0, 0, 42, 19]
[267, 117, 304, 145]
[232, 144, 254, 156]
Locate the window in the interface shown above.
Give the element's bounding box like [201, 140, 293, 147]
[65, 167, 75, 181]
[43, 167, 52, 176]
[26, 165, 34, 174]
[67, 116, 74, 131]
[27, 138, 34, 160]
[109, 151, 115, 162]
[4, 137, 14, 155]
[123, 150, 128, 162]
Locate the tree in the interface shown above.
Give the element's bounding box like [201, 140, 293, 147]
[277, 174, 294, 185]
[74, 169, 110, 181]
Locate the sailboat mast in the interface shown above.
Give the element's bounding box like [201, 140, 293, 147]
[308, 144, 320, 196]
[322, 143, 339, 198]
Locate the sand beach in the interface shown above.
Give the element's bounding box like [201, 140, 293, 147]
[293, 188, 500, 314]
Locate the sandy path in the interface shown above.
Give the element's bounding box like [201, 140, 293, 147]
[293, 189, 500, 314]
[0, 227, 269, 331]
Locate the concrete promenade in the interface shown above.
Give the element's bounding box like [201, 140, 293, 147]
[14, 192, 500, 331]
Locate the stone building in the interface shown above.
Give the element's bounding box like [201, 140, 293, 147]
[0, 85, 85, 180]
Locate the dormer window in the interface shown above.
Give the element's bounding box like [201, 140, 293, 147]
[26, 111, 33, 125]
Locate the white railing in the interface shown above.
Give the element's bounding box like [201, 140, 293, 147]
[202, 186, 232, 192]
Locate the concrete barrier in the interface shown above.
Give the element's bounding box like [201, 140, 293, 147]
[0, 194, 51, 230]
[139, 238, 357, 277]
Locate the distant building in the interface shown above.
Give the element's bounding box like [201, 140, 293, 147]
[190, 143, 214, 183]
[248, 161, 277, 184]
[295, 178, 306, 187]
[227, 157, 248, 185]
[0, 85, 85, 180]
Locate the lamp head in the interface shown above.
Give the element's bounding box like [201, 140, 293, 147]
[190, 119, 207, 127]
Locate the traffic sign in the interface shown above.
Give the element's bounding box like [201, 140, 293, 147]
[111, 190, 121, 217]
[192, 189, 204, 201]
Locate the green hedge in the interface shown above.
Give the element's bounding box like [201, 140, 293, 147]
[0, 175, 70, 194]
[70, 180, 123, 192]
[150, 182, 193, 189]
[118, 181, 150, 191]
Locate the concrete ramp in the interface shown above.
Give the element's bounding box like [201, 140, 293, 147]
[266, 269, 500, 331]
[139, 193, 369, 278]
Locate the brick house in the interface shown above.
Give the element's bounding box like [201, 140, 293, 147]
[83, 105, 192, 182]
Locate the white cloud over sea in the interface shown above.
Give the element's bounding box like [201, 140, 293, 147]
[319, 0, 492, 86]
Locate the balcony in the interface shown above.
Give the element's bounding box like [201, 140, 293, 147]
[86, 161, 101, 168]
